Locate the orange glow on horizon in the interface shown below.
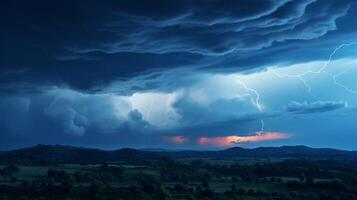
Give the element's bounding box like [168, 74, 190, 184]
[163, 135, 188, 144]
[197, 132, 290, 147]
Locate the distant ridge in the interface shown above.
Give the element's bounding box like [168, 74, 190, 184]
[0, 144, 356, 164]
[139, 148, 180, 152]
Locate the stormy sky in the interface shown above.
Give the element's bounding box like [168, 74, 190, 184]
[1, 0, 357, 150]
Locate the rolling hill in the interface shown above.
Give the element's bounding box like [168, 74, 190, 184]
[0, 144, 356, 164]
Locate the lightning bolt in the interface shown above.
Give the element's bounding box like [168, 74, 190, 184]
[324, 69, 357, 94]
[272, 42, 357, 97]
[257, 119, 265, 136]
[235, 42, 357, 137]
[236, 80, 262, 111]
[236, 79, 265, 135]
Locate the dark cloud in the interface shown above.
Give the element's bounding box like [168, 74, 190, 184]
[286, 101, 347, 114]
[0, 89, 152, 139]
[2, 0, 357, 150]
[173, 96, 260, 126]
[0, 86, 278, 149]
[60, 0, 348, 55]
[1, 0, 356, 92]
[127, 109, 151, 130]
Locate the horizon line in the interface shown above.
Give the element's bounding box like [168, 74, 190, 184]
[2, 143, 356, 152]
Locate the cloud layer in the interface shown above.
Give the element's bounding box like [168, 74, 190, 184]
[63, 0, 347, 55]
[286, 101, 347, 114]
[1, 1, 357, 150]
[1, 0, 356, 92]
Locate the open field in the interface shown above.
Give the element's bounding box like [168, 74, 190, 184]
[1, 158, 357, 200]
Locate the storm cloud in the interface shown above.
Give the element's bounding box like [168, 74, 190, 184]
[1, 0, 356, 92]
[1, 1, 357, 150]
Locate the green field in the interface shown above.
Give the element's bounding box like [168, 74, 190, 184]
[0, 159, 357, 199]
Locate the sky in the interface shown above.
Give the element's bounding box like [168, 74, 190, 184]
[1, 0, 357, 150]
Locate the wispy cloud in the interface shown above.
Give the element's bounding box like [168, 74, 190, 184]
[286, 101, 347, 114]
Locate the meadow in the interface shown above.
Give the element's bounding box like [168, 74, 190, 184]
[0, 158, 357, 199]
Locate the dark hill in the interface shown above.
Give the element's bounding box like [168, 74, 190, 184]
[0, 144, 356, 164]
[221, 145, 355, 158]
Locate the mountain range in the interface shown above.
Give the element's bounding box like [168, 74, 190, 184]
[0, 145, 356, 164]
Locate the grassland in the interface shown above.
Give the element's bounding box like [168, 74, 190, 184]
[0, 158, 357, 199]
